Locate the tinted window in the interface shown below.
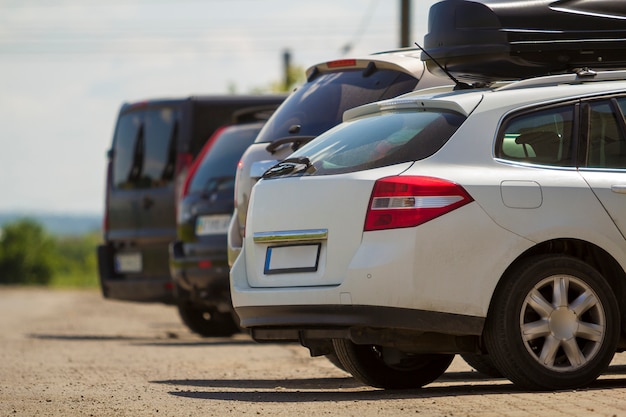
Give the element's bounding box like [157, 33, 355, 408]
[111, 107, 178, 190]
[142, 108, 177, 188]
[188, 124, 263, 194]
[496, 105, 575, 166]
[281, 110, 465, 176]
[585, 99, 626, 169]
[112, 112, 141, 189]
[254, 68, 418, 144]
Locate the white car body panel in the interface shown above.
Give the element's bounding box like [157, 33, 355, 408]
[242, 163, 413, 288]
[230, 72, 626, 328]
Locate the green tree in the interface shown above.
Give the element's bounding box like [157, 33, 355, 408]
[250, 64, 307, 94]
[50, 232, 100, 287]
[0, 219, 58, 285]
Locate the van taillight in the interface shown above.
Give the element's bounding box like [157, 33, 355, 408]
[103, 159, 113, 234]
[364, 176, 473, 231]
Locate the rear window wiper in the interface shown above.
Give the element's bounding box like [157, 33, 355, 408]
[265, 136, 316, 154]
[262, 157, 312, 179]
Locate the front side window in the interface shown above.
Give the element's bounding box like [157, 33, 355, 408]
[496, 104, 575, 166]
[272, 109, 465, 177]
[254, 68, 418, 144]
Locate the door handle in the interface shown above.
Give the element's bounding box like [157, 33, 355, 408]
[610, 185, 626, 194]
[142, 196, 154, 210]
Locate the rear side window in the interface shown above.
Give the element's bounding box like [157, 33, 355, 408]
[111, 107, 179, 189]
[496, 105, 575, 166]
[188, 124, 263, 194]
[254, 68, 418, 144]
[584, 98, 626, 169]
[283, 110, 465, 176]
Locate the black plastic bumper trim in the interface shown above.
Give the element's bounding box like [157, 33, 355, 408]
[236, 304, 484, 337]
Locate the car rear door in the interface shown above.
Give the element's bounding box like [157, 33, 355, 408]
[579, 97, 626, 238]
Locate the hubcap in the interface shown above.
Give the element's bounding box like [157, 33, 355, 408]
[520, 275, 605, 371]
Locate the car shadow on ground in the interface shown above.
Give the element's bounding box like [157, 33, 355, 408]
[27, 332, 258, 347]
[155, 363, 626, 402]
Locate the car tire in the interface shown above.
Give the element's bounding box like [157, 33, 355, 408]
[324, 351, 348, 372]
[484, 254, 620, 390]
[332, 339, 454, 389]
[460, 353, 502, 377]
[177, 303, 240, 337]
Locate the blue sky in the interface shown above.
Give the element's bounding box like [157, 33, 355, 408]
[0, 0, 437, 215]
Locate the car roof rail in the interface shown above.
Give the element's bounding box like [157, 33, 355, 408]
[496, 69, 626, 92]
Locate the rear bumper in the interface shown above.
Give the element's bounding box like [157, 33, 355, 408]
[237, 304, 484, 354]
[169, 241, 231, 308]
[237, 304, 484, 337]
[97, 244, 175, 304]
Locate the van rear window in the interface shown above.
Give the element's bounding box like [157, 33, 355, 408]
[112, 107, 179, 189]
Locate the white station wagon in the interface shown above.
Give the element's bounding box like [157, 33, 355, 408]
[230, 69, 626, 390]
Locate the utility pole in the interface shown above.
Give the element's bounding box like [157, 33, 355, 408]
[283, 49, 292, 91]
[400, 0, 411, 47]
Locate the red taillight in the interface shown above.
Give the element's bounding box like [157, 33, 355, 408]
[327, 59, 357, 68]
[198, 260, 213, 269]
[103, 158, 113, 234]
[233, 159, 244, 207]
[175, 152, 194, 202]
[364, 176, 473, 231]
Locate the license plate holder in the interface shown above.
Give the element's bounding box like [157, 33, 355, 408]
[195, 214, 231, 236]
[114, 252, 142, 273]
[264, 243, 321, 275]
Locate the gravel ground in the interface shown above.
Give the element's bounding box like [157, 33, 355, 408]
[2, 286, 626, 417]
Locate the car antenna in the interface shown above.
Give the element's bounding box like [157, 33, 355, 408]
[414, 42, 472, 90]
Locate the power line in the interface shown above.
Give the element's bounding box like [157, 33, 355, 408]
[340, 0, 380, 55]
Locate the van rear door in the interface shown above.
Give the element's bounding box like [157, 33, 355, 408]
[103, 104, 180, 302]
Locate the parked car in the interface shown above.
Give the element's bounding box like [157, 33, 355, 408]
[231, 67, 626, 391]
[227, 48, 451, 267]
[97, 95, 285, 305]
[169, 121, 269, 336]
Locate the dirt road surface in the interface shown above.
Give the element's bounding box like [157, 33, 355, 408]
[2, 287, 626, 417]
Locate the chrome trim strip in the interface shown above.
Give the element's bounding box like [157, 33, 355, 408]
[253, 229, 328, 244]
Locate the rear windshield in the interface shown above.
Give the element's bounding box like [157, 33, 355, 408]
[278, 110, 465, 176]
[254, 68, 418, 144]
[188, 123, 263, 194]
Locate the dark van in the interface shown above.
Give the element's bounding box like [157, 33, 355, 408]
[97, 95, 285, 305]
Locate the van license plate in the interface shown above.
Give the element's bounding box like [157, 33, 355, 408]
[196, 215, 231, 236]
[114, 253, 142, 273]
[264, 243, 321, 275]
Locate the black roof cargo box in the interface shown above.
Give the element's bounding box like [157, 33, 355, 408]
[422, 0, 626, 83]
